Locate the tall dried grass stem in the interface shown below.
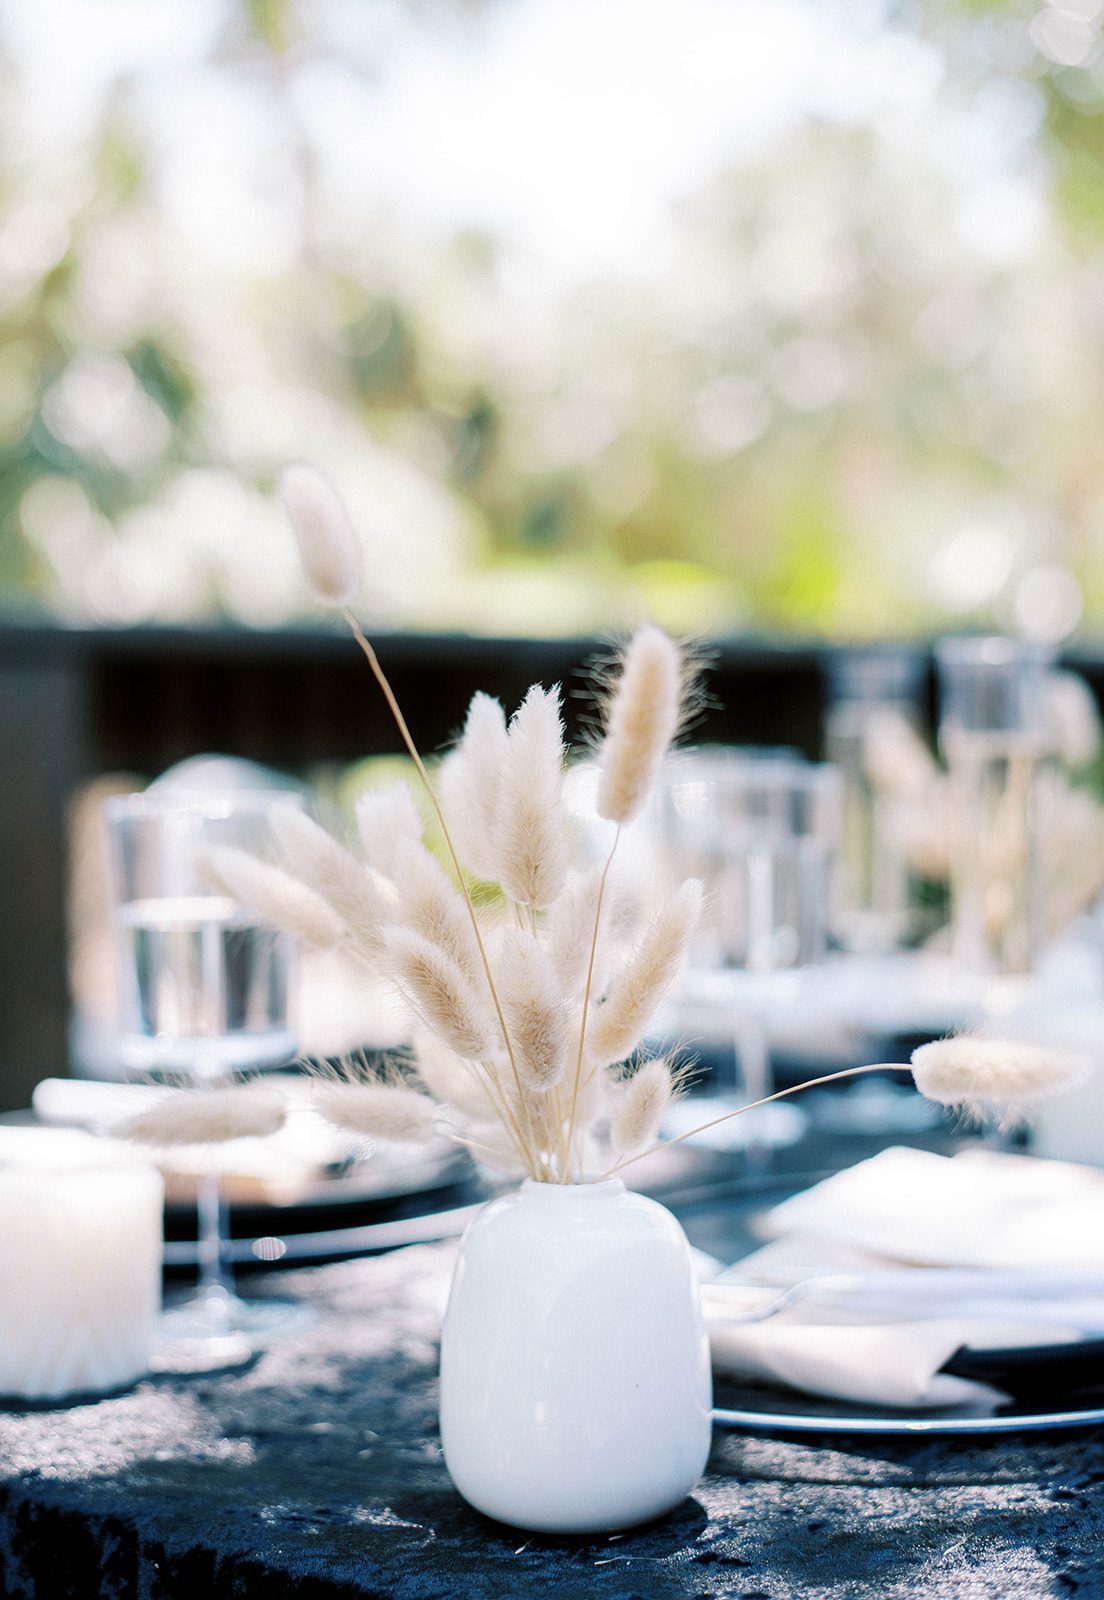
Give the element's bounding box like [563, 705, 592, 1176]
[611, 1058, 674, 1157]
[200, 845, 345, 948]
[392, 842, 482, 982]
[340, 610, 538, 1173]
[439, 693, 509, 882]
[314, 1079, 438, 1143]
[910, 1036, 1087, 1116]
[412, 1033, 494, 1120]
[496, 686, 569, 908]
[355, 782, 425, 877]
[387, 928, 497, 1062]
[116, 1083, 288, 1147]
[457, 1119, 530, 1178]
[603, 1062, 896, 1176]
[586, 879, 701, 1068]
[560, 830, 620, 1179]
[596, 625, 684, 825]
[548, 868, 614, 996]
[269, 805, 383, 931]
[279, 464, 362, 606]
[497, 932, 570, 1093]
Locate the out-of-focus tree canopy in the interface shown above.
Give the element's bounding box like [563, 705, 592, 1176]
[1, 0, 1103, 640]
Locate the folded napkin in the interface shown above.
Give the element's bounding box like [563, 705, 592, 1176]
[705, 1146, 1104, 1410]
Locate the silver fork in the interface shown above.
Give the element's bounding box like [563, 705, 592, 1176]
[701, 1269, 1104, 1330]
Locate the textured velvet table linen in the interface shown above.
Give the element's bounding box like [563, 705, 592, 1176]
[1, 1239, 1102, 1599]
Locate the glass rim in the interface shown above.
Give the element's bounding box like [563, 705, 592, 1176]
[666, 751, 842, 796]
[933, 634, 1054, 670]
[102, 789, 305, 823]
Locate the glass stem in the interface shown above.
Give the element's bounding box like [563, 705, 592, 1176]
[196, 1170, 234, 1304]
[735, 1010, 771, 1176]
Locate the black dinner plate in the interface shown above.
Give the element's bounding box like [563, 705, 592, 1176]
[943, 1335, 1104, 1406]
[674, 1161, 1104, 1417]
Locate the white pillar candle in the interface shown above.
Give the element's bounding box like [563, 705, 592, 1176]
[0, 1161, 163, 1401]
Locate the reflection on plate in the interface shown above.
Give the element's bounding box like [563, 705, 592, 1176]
[163, 1143, 463, 1213]
[164, 1189, 491, 1271]
[163, 1149, 486, 1273]
[711, 1399, 1104, 1437]
[712, 1334, 1104, 1436]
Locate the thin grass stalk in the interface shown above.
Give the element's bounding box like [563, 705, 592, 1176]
[386, 917, 538, 1172]
[440, 1126, 514, 1165]
[602, 1062, 896, 1177]
[352, 958, 527, 1180]
[341, 609, 542, 1175]
[560, 828, 620, 1180]
[360, 919, 533, 1172]
[473, 1062, 535, 1163]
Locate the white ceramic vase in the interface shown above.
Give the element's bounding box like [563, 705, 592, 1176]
[439, 1177, 713, 1533]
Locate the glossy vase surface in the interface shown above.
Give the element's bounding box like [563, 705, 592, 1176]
[439, 1177, 713, 1533]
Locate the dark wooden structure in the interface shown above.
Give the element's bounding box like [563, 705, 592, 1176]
[1, 621, 1100, 1113]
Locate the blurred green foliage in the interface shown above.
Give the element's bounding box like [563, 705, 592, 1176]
[1, 0, 1104, 639]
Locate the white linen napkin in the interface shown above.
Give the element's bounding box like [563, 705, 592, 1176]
[705, 1146, 1104, 1410]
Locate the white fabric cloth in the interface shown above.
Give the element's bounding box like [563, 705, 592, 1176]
[705, 1146, 1104, 1410]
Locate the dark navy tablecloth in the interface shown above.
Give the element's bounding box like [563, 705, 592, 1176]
[2, 1234, 1102, 1599]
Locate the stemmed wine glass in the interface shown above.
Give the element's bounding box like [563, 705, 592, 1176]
[104, 791, 304, 1369]
[658, 751, 842, 1163]
[935, 636, 1053, 979]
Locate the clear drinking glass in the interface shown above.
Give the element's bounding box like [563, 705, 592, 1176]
[104, 791, 303, 1367]
[935, 636, 1053, 976]
[658, 751, 842, 1156]
[825, 646, 926, 954]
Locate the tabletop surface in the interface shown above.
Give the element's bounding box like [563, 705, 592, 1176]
[2, 1212, 1103, 1600]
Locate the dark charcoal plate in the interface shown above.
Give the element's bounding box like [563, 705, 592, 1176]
[711, 1397, 1104, 1437]
[712, 1353, 1104, 1437]
[163, 1160, 490, 1274]
[943, 1335, 1104, 1408]
[677, 1164, 1104, 1436]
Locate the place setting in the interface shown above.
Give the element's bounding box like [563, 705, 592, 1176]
[4, 473, 1104, 1506]
[3, 6, 1104, 1589]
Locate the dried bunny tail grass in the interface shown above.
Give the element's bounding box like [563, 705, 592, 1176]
[862, 710, 938, 798]
[524, 1088, 563, 1158]
[1048, 671, 1103, 770]
[596, 625, 686, 825]
[411, 1033, 493, 1119]
[569, 1060, 611, 1134]
[269, 805, 383, 930]
[278, 463, 362, 606]
[200, 845, 345, 948]
[586, 880, 702, 1067]
[386, 927, 497, 1061]
[390, 842, 482, 982]
[116, 1083, 288, 1147]
[497, 685, 570, 908]
[337, 868, 401, 963]
[459, 1118, 530, 1178]
[313, 1077, 438, 1143]
[355, 781, 424, 878]
[496, 931, 570, 1093]
[547, 868, 616, 997]
[610, 1057, 677, 1158]
[910, 1036, 1089, 1120]
[439, 693, 509, 883]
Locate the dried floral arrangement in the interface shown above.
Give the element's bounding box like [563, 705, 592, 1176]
[163, 464, 1088, 1182]
[862, 677, 1104, 946]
